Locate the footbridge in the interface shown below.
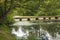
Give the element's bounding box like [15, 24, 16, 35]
[13, 16, 60, 22]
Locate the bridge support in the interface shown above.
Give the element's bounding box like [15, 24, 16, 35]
[48, 17, 51, 22]
[54, 17, 59, 22]
[19, 18, 22, 21]
[35, 18, 39, 20]
[27, 18, 30, 21]
[43, 17, 46, 20]
[55, 17, 58, 19]
[49, 17, 51, 20]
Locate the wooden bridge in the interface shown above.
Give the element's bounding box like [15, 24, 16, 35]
[13, 16, 60, 22]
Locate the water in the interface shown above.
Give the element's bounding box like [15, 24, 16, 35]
[12, 21, 35, 40]
[11, 19, 60, 40]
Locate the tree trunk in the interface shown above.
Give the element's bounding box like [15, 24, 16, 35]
[0, 0, 13, 20]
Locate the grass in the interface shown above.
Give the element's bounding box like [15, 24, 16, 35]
[0, 24, 16, 40]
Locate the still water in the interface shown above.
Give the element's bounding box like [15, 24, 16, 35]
[12, 19, 60, 40]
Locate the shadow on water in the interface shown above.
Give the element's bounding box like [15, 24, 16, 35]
[11, 20, 60, 40]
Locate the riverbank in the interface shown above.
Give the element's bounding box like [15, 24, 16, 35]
[0, 24, 16, 40]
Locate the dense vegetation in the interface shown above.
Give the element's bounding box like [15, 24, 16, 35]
[0, 0, 60, 40]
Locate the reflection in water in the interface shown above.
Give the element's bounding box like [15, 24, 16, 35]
[12, 27, 29, 37]
[12, 21, 33, 40]
[40, 28, 52, 40]
[45, 31, 52, 40]
[12, 21, 58, 40]
[13, 21, 34, 26]
[12, 27, 29, 40]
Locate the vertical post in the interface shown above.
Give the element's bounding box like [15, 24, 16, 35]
[36, 18, 39, 20]
[49, 17, 51, 20]
[27, 18, 30, 21]
[55, 17, 58, 19]
[20, 18, 22, 21]
[55, 17, 58, 22]
[43, 17, 46, 20]
[48, 17, 51, 22]
[43, 17, 46, 22]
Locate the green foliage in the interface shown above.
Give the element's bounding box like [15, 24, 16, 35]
[0, 24, 16, 40]
[1, 0, 60, 40]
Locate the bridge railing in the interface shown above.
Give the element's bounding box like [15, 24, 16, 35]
[13, 16, 60, 21]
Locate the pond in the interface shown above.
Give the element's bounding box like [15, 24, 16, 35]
[11, 19, 60, 40]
